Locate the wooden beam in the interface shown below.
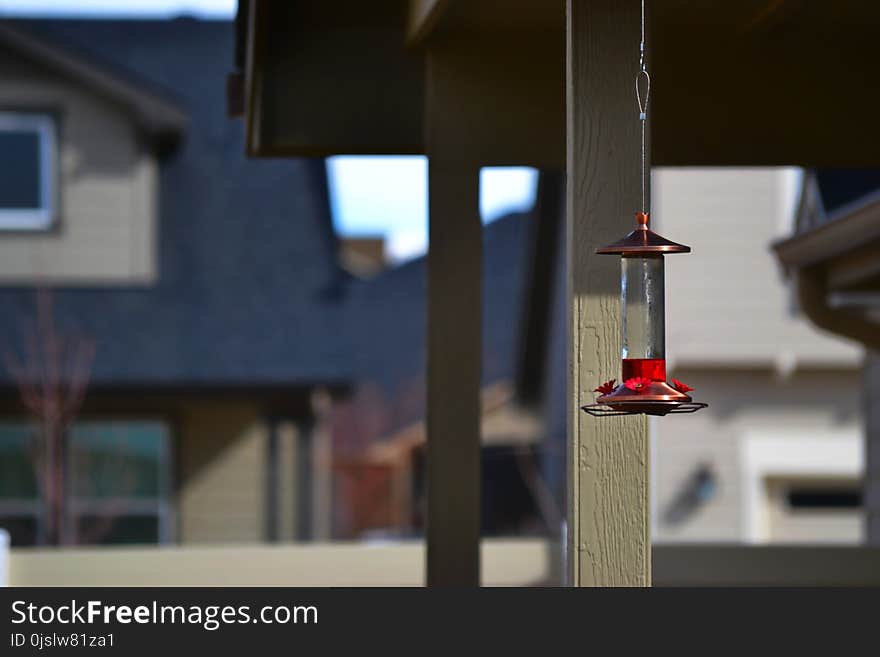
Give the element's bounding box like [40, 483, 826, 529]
[245, 1, 425, 156]
[407, 0, 451, 46]
[418, 32, 564, 167]
[424, 44, 482, 584]
[425, 158, 481, 586]
[566, 0, 650, 586]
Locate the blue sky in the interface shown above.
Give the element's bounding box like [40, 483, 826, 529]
[327, 158, 537, 262]
[2, 1, 538, 263]
[0, 0, 236, 17]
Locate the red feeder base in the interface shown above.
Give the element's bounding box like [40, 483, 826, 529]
[583, 380, 707, 417]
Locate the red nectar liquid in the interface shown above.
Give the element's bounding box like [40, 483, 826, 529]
[622, 358, 666, 382]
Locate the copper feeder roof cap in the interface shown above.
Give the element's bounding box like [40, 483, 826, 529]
[596, 212, 691, 255]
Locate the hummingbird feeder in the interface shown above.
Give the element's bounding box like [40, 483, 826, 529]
[581, 211, 707, 416]
[581, 1, 706, 418]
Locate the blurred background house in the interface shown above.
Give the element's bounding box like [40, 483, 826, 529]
[0, 16, 559, 550]
[774, 169, 880, 544]
[653, 169, 863, 544]
[0, 17, 352, 547]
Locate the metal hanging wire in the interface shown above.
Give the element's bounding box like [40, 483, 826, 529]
[636, 0, 651, 214]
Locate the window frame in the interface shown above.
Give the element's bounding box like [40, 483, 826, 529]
[0, 418, 173, 546]
[66, 419, 174, 545]
[0, 422, 44, 545]
[740, 431, 863, 543]
[0, 112, 58, 231]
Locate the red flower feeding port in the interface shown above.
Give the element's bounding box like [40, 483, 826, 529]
[581, 212, 707, 417]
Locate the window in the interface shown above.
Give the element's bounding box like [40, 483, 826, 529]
[787, 488, 862, 509]
[0, 112, 57, 230]
[741, 433, 863, 543]
[0, 420, 171, 546]
[0, 426, 41, 546]
[766, 477, 863, 544]
[68, 421, 172, 545]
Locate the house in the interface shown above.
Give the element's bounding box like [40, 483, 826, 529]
[0, 18, 350, 547]
[652, 168, 864, 544]
[0, 17, 562, 551]
[774, 169, 880, 543]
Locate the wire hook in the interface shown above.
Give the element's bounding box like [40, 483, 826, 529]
[636, 69, 650, 121]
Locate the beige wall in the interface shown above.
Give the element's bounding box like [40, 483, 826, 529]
[177, 402, 268, 544]
[0, 44, 157, 284]
[655, 168, 861, 370]
[652, 369, 862, 543]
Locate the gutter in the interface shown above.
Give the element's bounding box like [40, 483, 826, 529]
[792, 267, 880, 350]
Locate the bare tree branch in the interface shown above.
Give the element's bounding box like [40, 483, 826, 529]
[3, 287, 95, 546]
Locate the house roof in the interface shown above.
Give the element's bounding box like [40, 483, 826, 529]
[775, 170, 880, 285]
[0, 18, 351, 388]
[0, 22, 186, 142]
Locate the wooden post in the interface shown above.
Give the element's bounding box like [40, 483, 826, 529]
[310, 389, 334, 541]
[295, 418, 314, 541]
[566, 0, 650, 586]
[417, 26, 563, 585]
[425, 157, 482, 586]
[423, 45, 483, 586]
[265, 417, 280, 542]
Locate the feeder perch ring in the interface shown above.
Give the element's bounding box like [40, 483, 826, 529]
[581, 401, 708, 417]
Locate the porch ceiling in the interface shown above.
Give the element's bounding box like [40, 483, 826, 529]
[239, 0, 880, 167]
[422, 0, 880, 37]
